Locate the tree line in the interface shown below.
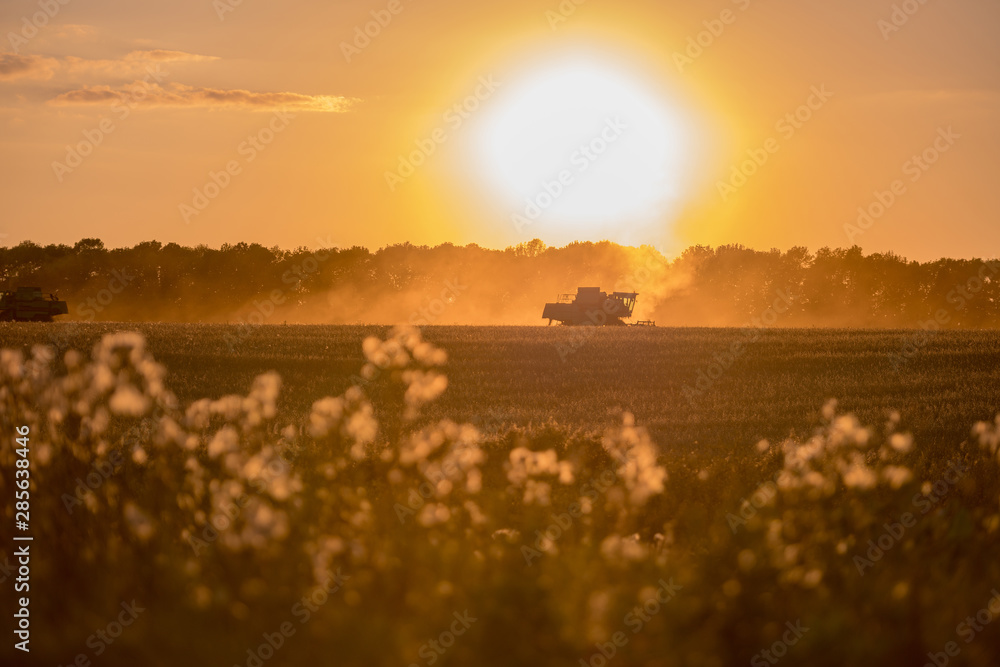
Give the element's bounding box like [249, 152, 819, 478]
[1, 238, 997, 327]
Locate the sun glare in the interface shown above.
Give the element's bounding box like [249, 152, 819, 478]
[470, 54, 695, 245]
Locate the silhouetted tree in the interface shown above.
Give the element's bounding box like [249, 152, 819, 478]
[1, 238, 997, 326]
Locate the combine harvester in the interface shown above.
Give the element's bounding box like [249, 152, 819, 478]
[0, 286, 69, 322]
[542, 287, 654, 326]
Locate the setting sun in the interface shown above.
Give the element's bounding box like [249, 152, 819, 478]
[468, 53, 696, 246]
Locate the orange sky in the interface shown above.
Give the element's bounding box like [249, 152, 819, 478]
[0, 0, 997, 261]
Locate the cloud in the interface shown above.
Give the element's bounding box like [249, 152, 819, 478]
[49, 81, 357, 112]
[0, 54, 58, 81]
[49, 24, 98, 40]
[126, 50, 218, 63]
[0, 49, 217, 82]
[5, 49, 356, 113]
[64, 50, 219, 77]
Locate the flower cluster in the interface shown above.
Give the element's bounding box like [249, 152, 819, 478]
[601, 412, 667, 508]
[506, 446, 574, 506]
[6, 327, 1000, 666]
[361, 325, 447, 420]
[974, 414, 1000, 458]
[308, 385, 377, 460]
[775, 400, 913, 499]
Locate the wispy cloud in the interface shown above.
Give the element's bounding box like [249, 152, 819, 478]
[0, 54, 59, 81]
[129, 50, 218, 63]
[5, 48, 357, 112]
[49, 81, 357, 112]
[64, 50, 219, 77]
[48, 24, 98, 40]
[0, 49, 216, 81]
